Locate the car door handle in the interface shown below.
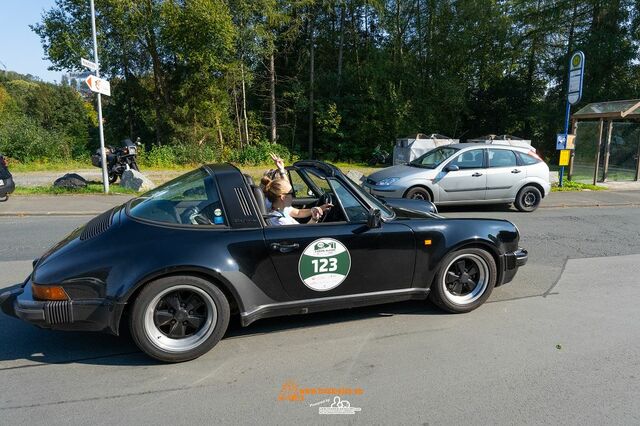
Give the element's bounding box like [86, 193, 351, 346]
[511, 169, 522, 174]
[472, 172, 483, 177]
[270, 242, 300, 253]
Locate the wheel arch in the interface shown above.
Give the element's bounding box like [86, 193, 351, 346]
[433, 240, 504, 289]
[518, 181, 546, 197]
[403, 184, 435, 201]
[114, 266, 243, 335]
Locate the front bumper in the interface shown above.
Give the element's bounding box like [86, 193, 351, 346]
[0, 280, 121, 333]
[362, 182, 405, 198]
[500, 248, 528, 285]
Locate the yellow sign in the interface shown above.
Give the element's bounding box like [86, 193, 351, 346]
[566, 134, 576, 150]
[559, 149, 571, 166]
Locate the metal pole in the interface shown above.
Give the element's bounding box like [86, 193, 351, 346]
[90, 0, 109, 193]
[593, 119, 603, 185]
[559, 101, 571, 187]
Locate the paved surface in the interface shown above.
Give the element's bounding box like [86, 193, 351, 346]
[0, 204, 639, 424]
[2, 190, 640, 216]
[12, 169, 184, 187]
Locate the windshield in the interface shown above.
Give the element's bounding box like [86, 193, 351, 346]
[128, 168, 226, 226]
[345, 175, 394, 220]
[410, 147, 459, 168]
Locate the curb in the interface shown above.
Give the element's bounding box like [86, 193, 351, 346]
[0, 212, 102, 217]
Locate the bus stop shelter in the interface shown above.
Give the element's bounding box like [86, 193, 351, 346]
[571, 99, 640, 184]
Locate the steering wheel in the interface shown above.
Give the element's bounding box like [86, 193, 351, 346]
[316, 193, 334, 223]
[182, 205, 212, 225]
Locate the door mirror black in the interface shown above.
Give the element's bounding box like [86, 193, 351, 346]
[445, 164, 460, 172]
[367, 208, 382, 228]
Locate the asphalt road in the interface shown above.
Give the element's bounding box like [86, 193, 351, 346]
[1, 206, 639, 424]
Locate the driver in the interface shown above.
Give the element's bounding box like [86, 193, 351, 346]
[263, 177, 332, 226]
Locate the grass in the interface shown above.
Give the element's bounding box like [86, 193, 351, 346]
[14, 183, 140, 196]
[551, 180, 607, 192]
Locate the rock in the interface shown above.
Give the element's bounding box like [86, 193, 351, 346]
[121, 169, 156, 192]
[53, 173, 87, 189]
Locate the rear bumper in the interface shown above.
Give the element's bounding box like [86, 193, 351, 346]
[500, 248, 528, 285]
[0, 280, 122, 334]
[0, 177, 15, 197]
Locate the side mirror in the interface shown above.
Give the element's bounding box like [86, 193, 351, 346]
[445, 164, 459, 172]
[367, 208, 382, 229]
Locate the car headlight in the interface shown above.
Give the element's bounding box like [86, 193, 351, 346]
[376, 177, 400, 186]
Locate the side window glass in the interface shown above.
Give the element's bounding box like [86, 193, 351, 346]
[517, 152, 540, 165]
[288, 170, 315, 198]
[449, 149, 484, 169]
[488, 149, 518, 168]
[330, 179, 368, 222]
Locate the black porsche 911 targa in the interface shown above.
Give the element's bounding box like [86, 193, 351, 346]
[0, 161, 527, 362]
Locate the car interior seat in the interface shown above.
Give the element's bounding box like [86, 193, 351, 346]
[243, 174, 267, 215]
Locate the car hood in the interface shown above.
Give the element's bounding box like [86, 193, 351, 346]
[384, 197, 438, 217]
[367, 164, 436, 182]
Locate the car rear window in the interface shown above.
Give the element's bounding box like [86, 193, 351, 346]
[517, 152, 541, 165]
[128, 169, 226, 226]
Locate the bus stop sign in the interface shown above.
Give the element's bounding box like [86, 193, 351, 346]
[568, 51, 585, 105]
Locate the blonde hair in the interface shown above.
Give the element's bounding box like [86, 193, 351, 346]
[262, 176, 292, 203]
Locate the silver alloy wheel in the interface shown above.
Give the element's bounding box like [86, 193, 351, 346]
[143, 285, 217, 353]
[412, 193, 426, 200]
[441, 253, 489, 305]
[523, 190, 538, 208]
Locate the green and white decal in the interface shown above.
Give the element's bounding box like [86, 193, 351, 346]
[298, 238, 351, 291]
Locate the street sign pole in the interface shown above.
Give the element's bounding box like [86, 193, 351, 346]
[560, 51, 585, 188]
[90, 0, 109, 193]
[560, 100, 571, 187]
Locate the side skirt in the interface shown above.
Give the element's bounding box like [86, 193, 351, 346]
[240, 288, 430, 326]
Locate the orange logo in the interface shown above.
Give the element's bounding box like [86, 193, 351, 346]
[278, 381, 364, 402]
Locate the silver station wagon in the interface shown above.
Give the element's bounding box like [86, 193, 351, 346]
[364, 144, 551, 212]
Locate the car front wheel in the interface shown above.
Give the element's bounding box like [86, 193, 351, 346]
[514, 185, 542, 212]
[130, 276, 230, 362]
[429, 248, 497, 313]
[405, 186, 432, 201]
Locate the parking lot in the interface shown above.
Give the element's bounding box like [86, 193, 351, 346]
[1, 198, 639, 424]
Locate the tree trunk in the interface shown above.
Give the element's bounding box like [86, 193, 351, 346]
[233, 86, 243, 148]
[337, 1, 345, 92]
[270, 52, 277, 144]
[215, 115, 224, 147]
[308, 13, 315, 159]
[240, 62, 250, 145]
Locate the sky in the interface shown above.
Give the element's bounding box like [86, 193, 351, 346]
[0, 0, 60, 83]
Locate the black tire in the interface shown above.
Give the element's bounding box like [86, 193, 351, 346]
[429, 247, 497, 313]
[0, 195, 7, 202]
[108, 173, 118, 184]
[514, 185, 542, 212]
[129, 275, 230, 362]
[405, 186, 432, 201]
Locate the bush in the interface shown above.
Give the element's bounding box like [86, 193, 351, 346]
[0, 114, 72, 162]
[138, 141, 295, 167]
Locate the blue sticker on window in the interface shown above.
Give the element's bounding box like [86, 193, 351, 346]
[214, 216, 224, 225]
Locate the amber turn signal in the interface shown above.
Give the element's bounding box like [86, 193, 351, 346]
[32, 284, 69, 301]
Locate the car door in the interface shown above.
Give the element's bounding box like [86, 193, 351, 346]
[485, 149, 523, 200]
[436, 148, 487, 202]
[264, 178, 416, 300]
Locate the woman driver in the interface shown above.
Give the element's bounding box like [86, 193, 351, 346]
[263, 177, 332, 226]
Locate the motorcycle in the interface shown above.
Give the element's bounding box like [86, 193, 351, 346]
[0, 154, 15, 202]
[368, 144, 391, 166]
[91, 138, 141, 183]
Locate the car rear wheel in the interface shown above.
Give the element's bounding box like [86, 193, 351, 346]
[405, 187, 432, 201]
[429, 248, 497, 313]
[130, 276, 230, 362]
[514, 185, 542, 212]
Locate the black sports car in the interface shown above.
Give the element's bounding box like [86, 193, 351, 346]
[0, 161, 527, 362]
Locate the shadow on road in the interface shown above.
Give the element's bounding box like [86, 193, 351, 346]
[0, 299, 445, 367]
[436, 203, 515, 213]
